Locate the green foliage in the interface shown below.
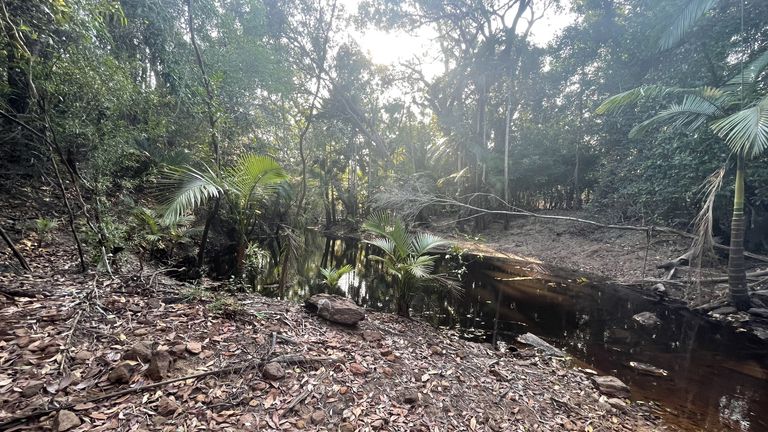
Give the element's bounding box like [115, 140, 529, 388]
[363, 212, 460, 317]
[319, 264, 354, 289]
[33, 218, 59, 247]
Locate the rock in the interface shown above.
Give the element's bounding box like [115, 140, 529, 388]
[146, 350, 172, 381]
[379, 348, 393, 357]
[628, 361, 668, 377]
[186, 341, 202, 354]
[339, 423, 356, 432]
[262, 362, 285, 380]
[748, 308, 768, 319]
[310, 410, 326, 425]
[381, 367, 393, 377]
[21, 381, 44, 398]
[157, 396, 179, 417]
[305, 294, 365, 326]
[74, 350, 93, 362]
[456, 349, 467, 359]
[172, 344, 187, 357]
[710, 306, 737, 316]
[348, 363, 368, 375]
[403, 392, 419, 404]
[108, 362, 134, 384]
[429, 346, 442, 355]
[652, 283, 666, 294]
[362, 330, 382, 342]
[632, 311, 661, 327]
[133, 328, 149, 336]
[123, 342, 153, 363]
[592, 375, 630, 398]
[54, 410, 81, 431]
[605, 397, 628, 411]
[516, 333, 567, 357]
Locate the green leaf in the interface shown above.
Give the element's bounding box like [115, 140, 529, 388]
[710, 96, 768, 158]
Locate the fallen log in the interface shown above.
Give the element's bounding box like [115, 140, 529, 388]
[0, 226, 31, 272]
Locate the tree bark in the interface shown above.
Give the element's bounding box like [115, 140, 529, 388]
[196, 197, 220, 269]
[728, 153, 750, 310]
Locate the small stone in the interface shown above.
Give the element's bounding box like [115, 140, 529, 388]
[133, 328, 149, 336]
[54, 410, 81, 431]
[592, 376, 630, 398]
[186, 341, 202, 354]
[348, 363, 368, 375]
[262, 362, 285, 380]
[108, 362, 134, 384]
[123, 342, 152, 363]
[172, 344, 187, 356]
[429, 346, 442, 355]
[21, 381, 44, 398]
[310, 410, 326, 425]
[296, 419, 306, 429]
[339, 422, 355, 432]
[456, 350, 467, 359]
[339, 386, 349, 395]
[146, 350, 172, 381]
[381, 367, 393, 377]
[710, 306, 737, 316]
[16, 336, 31, 348]
[632, 311, 661, 327]
[74, 350, 93, 362]
[362, 330, 382, 342]
[403, 392, 419, 404]
[606, 397, 628, 412]
[157, 396, 179, 417]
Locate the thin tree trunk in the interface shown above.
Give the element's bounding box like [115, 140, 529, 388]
[186, 0, 220, 170]
[197, 197, 220, 268]
[728, 153, 750, 310]
[0, 226, 31, 271]
[50, 153, 87, 272]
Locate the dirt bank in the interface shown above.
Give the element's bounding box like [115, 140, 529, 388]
[432, 214, 693, 284]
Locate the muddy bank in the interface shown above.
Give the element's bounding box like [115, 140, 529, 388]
[431, 213, 693, 284]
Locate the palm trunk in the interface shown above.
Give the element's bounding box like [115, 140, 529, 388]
[728, 153, 751, 310]
[197, 197, 220, 268]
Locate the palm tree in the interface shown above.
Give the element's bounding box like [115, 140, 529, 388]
[596, 51, 768, 310]
[363, 212, 460, 317]
[161, 154, 288, 275]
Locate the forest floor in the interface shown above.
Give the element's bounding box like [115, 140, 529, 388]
[0, 184, 673, 431]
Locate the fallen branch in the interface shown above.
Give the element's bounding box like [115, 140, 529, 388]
[0, 225, 31, 272]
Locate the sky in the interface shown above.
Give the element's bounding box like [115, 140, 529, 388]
[341, 0, 577, 79]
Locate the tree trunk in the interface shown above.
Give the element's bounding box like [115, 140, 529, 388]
[197, 197, 220, 268]
[728, 153, 751, 310]
[0, 226, 31, 271]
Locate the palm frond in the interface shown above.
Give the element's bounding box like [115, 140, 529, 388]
[710, 96, 768, 157]
[227, 155, 288, 205]
[628, 94, 725, 137]
[411, 232, 450, 256]
[407, 254, 437, 278]
[658, 0, 718, 51]
[160, 164, 222, 225]
[596, 85, 724, 115]
[365, 238, 396, 257]
[362, 211, 396, 237]
[724, 49, 768, 90]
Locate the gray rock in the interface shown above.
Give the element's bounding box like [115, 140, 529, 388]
[632, 311, 661, 327]
[592, 375, 630, 398]
[748, 308, 768, 319]
[606, 397, 628, 411]
[123, 342, 153, 363]
[21, 381, 44, 398]
[516, 333, 567, 357]
[305, 294, 365, 325]
[628, 361, 668, 377]
[54, 410, 81, 431]
[262, 362, 286, 380]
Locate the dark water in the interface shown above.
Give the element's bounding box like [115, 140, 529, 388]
[274, 233, 768, 431]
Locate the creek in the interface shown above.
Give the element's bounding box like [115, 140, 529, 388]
[268, 232, 768, 431]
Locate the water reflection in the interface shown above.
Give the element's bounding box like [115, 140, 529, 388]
[279, 232, 768, 432]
